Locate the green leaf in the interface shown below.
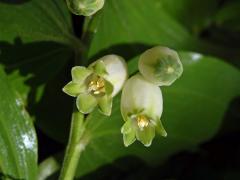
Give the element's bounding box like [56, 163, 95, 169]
[0, 0, 76, 45]
[85, 0, 194, 59]
[0, 0, 78, 142]
[214, 1, 240, 32]
[0, 67, 38, 179]
[159, 0, 219, 34]
[85, 0, 239, 65]
[0, 0, 76, 100]
[75, 52, 240, 177]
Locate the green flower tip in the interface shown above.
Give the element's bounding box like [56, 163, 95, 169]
[138, 46, 183, 86]
[120, 74, 167, 147]
[66, 0, 105, 16]
[63, 55, 127, 116]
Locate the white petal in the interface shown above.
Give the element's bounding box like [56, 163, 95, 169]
[91, 55, 128, 97]
[121, 74, 163, 121]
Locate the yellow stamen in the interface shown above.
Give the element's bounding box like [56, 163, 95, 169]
[137, 115, 149, 129]
[88, 76, 105, 95]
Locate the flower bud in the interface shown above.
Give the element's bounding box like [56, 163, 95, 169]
[63, 55, 127, 116]
[66, 0, 105, 16]
[120, 74, 167, 147]
[138, 46, 183, 86]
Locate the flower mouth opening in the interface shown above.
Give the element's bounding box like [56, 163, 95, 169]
[86, 74, 106, 97]
[136, 114, 149, 130]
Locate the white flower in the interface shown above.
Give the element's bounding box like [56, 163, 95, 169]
[138, 46, 183, 86]
[63, 55, 128, 116]
[121, 74, 167, 147]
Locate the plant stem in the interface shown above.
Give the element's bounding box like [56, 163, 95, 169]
[59, 110, 86, 180]
[59, 18, 90, 179]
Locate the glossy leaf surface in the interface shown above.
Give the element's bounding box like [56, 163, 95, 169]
[0, 67, 38, 179]
[0, 0, 76, 143]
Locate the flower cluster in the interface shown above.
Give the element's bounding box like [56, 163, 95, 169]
[120, 46, 183, 147]
[63, 46, 183, 147]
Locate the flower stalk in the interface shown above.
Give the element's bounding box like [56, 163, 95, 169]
[59, 110, 87, 180]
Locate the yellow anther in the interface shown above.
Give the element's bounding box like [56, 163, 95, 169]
[137, 115, 149, 129]
[88, 76, 105, 95]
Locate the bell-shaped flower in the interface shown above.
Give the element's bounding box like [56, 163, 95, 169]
[121, 74, 167, 147]
[66, 0, 105, 16]
[138, 46, 183, 86]
[63, 55, 128, 116]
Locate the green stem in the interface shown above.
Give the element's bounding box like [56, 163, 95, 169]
[59, 17, 91, 179]
[59, 110, 86, 180]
